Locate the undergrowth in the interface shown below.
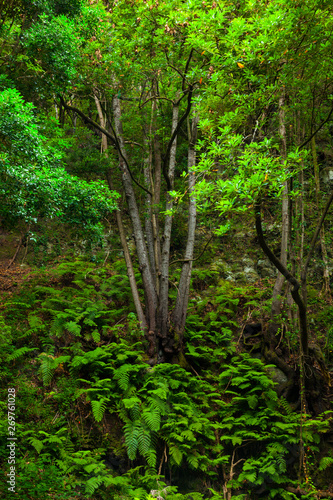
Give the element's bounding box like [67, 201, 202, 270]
[0, 259, 331, 499]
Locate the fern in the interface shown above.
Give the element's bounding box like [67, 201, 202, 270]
[114, 363, 136, 391]
[28, 437, 44, 454]
[143, 407, 161, 432]
[50, 316, 67, 337]
[7, 346, 36, 361]
[318, 455, 333, 471]
[38, 353, 70, 385]
[27, 314, 44, 328]
[91, 398, 108, 422]
[39, 353, 55, 385]
[187, 453, 199, 469]
[169, 444, 183, 466]
[279, 397, 294, 416]
[45, 435, 65, 445]
[137, 425, 152, 457]
[85, 476, 105, 495]
[64, 320, 81, 336]
[91, 329, 101, 343]
[124, 421, 140, 460]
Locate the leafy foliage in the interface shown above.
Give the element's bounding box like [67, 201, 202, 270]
[0, 88, 119, 238]
[1, 0, 333, 498]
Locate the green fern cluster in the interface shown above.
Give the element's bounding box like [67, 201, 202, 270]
[1, 259, 332, 500]
[215, 353, 331, 497]
[24, 260, 137, 345]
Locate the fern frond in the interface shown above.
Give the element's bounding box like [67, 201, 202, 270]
[85, 476, 104, 495]
[279, 397, 293, 416]
[124, 421, 140, 460]
[137, 425, 152, 457]
[114, 363, 132, 391]
[319, 456, 333, 471]
[39, 353, 55, 385]
[91, 398, 108, 422]
[122, 396, 141, 409]
[145, 448, 157, 469]
[28, 315, 43, 328]
[277, 455, 286, 473]
[38, 353, 70, 385]
[91, 329, 101, 343]
[28, 437, 44, 454]
[64, 321, 81, 336]
[50, 317, 66, 337]
[169, 445, 183, 465]
[143, 407, 161, 432]
[7, 347, 35, 361]
[187, 453, 199, 469]
[45, 436, 64, 445]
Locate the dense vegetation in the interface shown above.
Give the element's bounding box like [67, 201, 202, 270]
[1, 0, 333, 498]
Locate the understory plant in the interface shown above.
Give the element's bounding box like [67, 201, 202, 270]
[0, 260, 331, 499]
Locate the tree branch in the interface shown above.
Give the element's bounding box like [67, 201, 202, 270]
[301, 189, 333, 284]
[170, 234, 214, 265]
[59, 97, 116, 144]
[255, 200, 308, 356]
[60, 96, 152, 197]
[299, 103, 333, 149]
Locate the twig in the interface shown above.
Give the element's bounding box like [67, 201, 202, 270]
[170, 234, 214, 265]
[299, 104, 333, 149]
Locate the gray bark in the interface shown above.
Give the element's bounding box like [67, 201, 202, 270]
[172, 114, 199, 335]
[271, 93, 289, 320]
[312, 136, 331, 302]
[94, 94, 147, 330]
[112, 96, 158, 352]
[152, 99, 162, 291]
[143, 109, 157, 288]
[158, 99, 179, 349]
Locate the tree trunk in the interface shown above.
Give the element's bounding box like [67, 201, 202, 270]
[143, 106, 157, 288]
[112, 96, 158, 356]
[312, 136, 331, 302]
[271, 93, 289, 320]
[172, 114, 199, 340]
[255, 200, 308, 357]
[94, 94, 147, 331]
[158, 99, 179, 354]
[152, 99, 162, 292]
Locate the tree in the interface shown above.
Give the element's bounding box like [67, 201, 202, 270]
[190, 0, 333, 347]
[0, 87, 119, 243]
[57, 0, 208, 362]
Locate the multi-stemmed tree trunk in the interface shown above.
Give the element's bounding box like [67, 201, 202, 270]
[172, 114, 199, 336]
[111, 95, 199, 361]
[79, 87, 199, 363]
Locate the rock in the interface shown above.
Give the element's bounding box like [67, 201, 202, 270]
[234, 229, 255, 239]
[241, 257, 260, 283]
[266, 366, 288, 386]
[210, 258, 235, 281]
[264, 222, 282, 236]
[321, 167, 333, 184]
[256, 259, 277, 278]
